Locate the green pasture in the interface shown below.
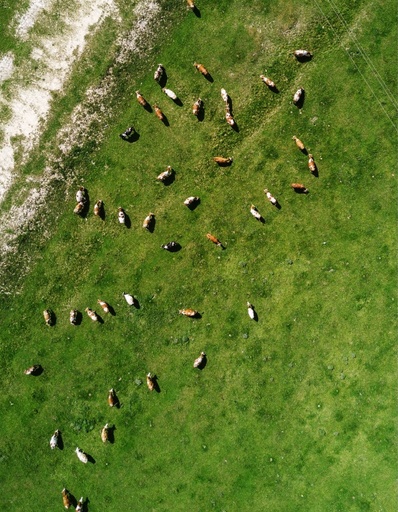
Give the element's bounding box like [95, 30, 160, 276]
[0, 0, 396, 510]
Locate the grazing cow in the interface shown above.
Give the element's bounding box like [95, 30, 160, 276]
[135, 90, 148, 107]
[70, 309, 78, 325]
[118, 207, 126, 224]
[154, 63, 164, 83]
[184, 196, 199, 207]
[75, 447, 88, 464]
[260, 75, 276, 88]
[220, 88, 229, 103]
[108, 388, 118, 407]
[85, 307, 99, 322]
[161, 241, 179, 251]
[308, 154, 317, 173]
[76, 187, 86, 203]
[264, 188, 278, 205]
[213, 156, 233, 165]
[192, 98, 203, 116]
[292, 135, 305, 151]
[247, 302, 255, 319]
[225, 111, 235, 126]
[193, 351, 206, 368]
[250, 204, 263, 221]
[93, 200, 103, 216]
[179, 308, 198, 317]
[206, 233, 223, 247]
[123, 292, 136, 306]
[97, 299, 110, 313]
[291, 183, 309, 194]
[153, 104, 165, 121]
[24, 364, 42, 375]
[293, 87, 304, 104]
[294, 49, 312, 59]
[62, 488, 71, 509]
[146, 372, 155, 391]
[187, 0, 195, 9]
[76, 497, 84, 512]
[157, 166, 173, 182]
[194, 62, 209, 77]
[162, 87, 177, 100]
[50, 429, 60, 449]
[143, 212, 155, 230]
[43, 309, 52, 326]
[120, 126, 135, 140]
[73, 202, 84, 215]
[101, 423, 110, 443]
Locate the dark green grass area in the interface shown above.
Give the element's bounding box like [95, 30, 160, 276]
[0, 0, 397, 510]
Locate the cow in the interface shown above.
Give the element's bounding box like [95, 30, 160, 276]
[193, 351, 206, 368]
[118, 207, 126, 224]
[154, 64, 164, 83]
[85, 307, 99, 322]
[162, 87, 177, 100]
[108, 388, 118, 407]
[146, 372, 155, 391]
[194, 62, 209, 77]
[153, 104, 165, 121]
[119, 126, 135, 140]
[213, 156, 233, 165]
[220, 88, 229, 103]
[93, 200, 103, 216]
[123, 292, 136, 306]
[187, 0, 195, 9]
[62, 488, 71, 509]
[264, 188, 278, 205]
[70, 309, 78, 325]
[179, 308, 198, 317]
[293, 88, 304, 105]
[24, 364, 42, 375]
[75, 447, 88, 464]
[76, 187, 86, 203]
[291, 183, 309, 194]
[260, 75, 276, 88]
[97, 299, 110, 313]
[292, 135, 305, 151]
[161, 241, 179, 251]
[157, 166, 173, 182]
[50, 429, 60, 449]
[192, 98, 203, 116]
[206, 233, 223, 247]
[101, 423, 110, 443]
[247, 302, 255, 319]
[294, 49, 312, 59]
[250, 204, 264, 221]
[136, 90, 148, 107]
[76, 497, 84, 512]
[184, 196, 200, 207]
[225, 111, 235, 126]
[308, 154, 317, 173]
[143, 212, 155, 230]
[73, 202, 85, 215]
[43, 309, 52, 326]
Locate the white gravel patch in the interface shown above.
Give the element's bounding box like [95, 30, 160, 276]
[0, 52, 15, 83]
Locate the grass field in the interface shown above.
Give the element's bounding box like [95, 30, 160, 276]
[0, 0, 397, 510]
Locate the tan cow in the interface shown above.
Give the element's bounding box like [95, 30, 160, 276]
[143, 212, 155, 230]
[308, 154, 317, 173]
[62, 488, 72, 509]
[213, 156, 233, 165]
[260, 75, 276, 88]
[187, 0, 196, 9]
[73, 202, 84, 215]
[194, 62, 209, 77]
[136, 90, 148, 107]
[153, 104, 165, 121]
[101, 423, 110, 443]
[43, 309, 52, 326]
[97, 299, 110, 313]
[146, 373, 155, 391]
[292, 135, 305, 151]
[85, 307, 99, 322]
[179, 308, 198, 317]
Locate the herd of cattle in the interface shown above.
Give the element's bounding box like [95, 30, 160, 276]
[22, 2, 319, 509]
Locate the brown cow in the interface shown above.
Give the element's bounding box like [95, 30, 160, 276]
[157, 166, 173, 182]
[187, 0, 196, 9]
[291, 183, 309, 194]
[85, 307, 99, 322]
[93, 200, 103, 216]
[206, 233, 223, 247]
[108, 388, 118, 407]
[308, 154, 317, 173]
[136, 90, 148, 107]
[225, 111, 235, 126]
[97, 299, 110, 313]
[192, 98, 203, 116]
[194, 62, 209, 77]
[146, 373, 155, 391]
[73, 202, 84, 215]
[153, 104, 165, 121]
[213, 156, 233, 165]
[62, 488, 72, 509]
[76, 497, 84, 512]
[179, 308, 198, 317]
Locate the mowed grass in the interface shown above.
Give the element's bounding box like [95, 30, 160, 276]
[0, 0, 397, 510]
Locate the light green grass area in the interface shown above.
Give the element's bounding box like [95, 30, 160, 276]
[0, 0, 396, 510]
